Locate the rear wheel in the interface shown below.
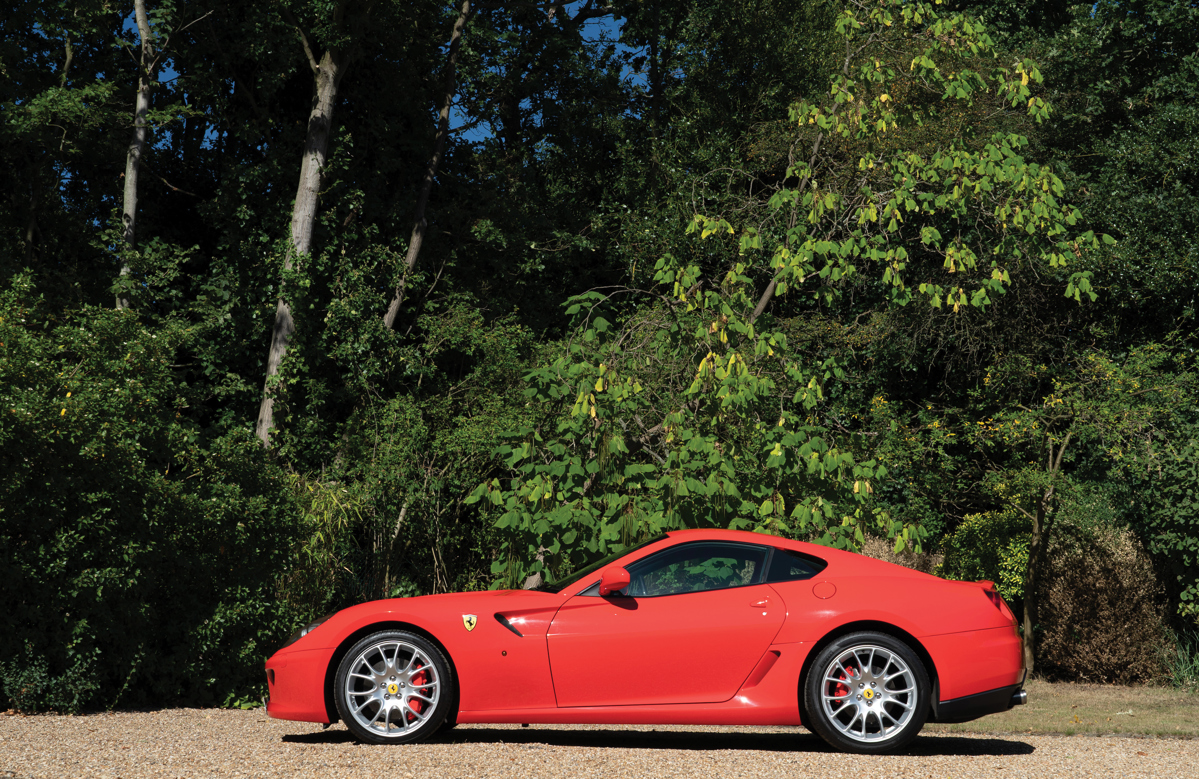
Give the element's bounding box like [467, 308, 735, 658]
[334, 630, 453, 745]
[803, 631, 929, 754]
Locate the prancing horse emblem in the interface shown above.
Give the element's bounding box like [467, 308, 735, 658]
[462, 614, 477, 632]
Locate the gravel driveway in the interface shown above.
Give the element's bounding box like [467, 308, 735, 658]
[2, 709, 1193, 778]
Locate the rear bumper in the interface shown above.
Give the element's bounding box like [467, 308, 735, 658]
[923, 625, 1023, 702]
[931, 678, 1027, 724]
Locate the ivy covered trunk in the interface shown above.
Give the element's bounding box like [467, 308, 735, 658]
[256, 44, 351, 447]
[1022, 493, 1048, 674]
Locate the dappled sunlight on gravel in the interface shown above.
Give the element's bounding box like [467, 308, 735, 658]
[2, 709, 1196, 778]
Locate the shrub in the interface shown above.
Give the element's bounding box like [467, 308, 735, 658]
[0, 276, 302, 711]
[1037, 523, 1171, 684]
[936, 496, 1173, 682]
[938, 510, 1029, 603]
[1136, 433, 1199, 621]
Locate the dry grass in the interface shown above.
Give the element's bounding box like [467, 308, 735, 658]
[927, 679, 1199, 738]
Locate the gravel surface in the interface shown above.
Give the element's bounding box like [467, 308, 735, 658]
[2, 709, 1194, 778]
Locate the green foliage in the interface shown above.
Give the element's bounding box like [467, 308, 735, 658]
[278, 475, 373, 618]
[1138, 431, 1199, 621]
[939, 510, 1030, 603]
[1029, 0, 1199, 334]
[469, 0, 1115, 589]
[697, 0, 1103, 316]
[1, 0, 1197, 697]
[0, 275, 302, 711]
[277, 304, 540, 603]
[469, 260, 900, 587]
[221, 691, 265, 710]
[1165, 629, 1199, 692]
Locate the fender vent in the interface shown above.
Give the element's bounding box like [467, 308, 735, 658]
[495, 613, 523, 637]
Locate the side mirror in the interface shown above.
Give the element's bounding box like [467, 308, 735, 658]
[599, 566, 631, 597]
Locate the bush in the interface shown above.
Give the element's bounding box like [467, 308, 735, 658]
[938, 510, 1030, 604]
[1136, 433, 1199, 621]
[0, 276, 302, 711]
[1037, 522, 1171, 684]
[936, 496, 1173, 682]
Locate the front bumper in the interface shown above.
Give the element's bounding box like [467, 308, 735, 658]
[265, 646, 335, 723]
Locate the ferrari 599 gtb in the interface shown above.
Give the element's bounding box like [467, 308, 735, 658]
[265, 529, 1026, 753]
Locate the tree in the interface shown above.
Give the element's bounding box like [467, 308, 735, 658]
[0, 1, 126, 304]
[256, 1, 358, 446]
[470, 0, 1102, 586]
[962, 346, 1184, 670]
[383, 0, 473, 330]
[1046, 0, 1199, 338]
[116, 2, 214, 310]
[955, 1, 1199, 339]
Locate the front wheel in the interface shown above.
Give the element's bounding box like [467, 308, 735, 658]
[333, 630, 454, 745]
[803, 631, 930, 754]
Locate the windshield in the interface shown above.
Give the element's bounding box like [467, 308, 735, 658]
[531, 534, 668, 594]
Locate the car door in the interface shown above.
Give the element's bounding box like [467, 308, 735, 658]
[547, 541, 785, 707]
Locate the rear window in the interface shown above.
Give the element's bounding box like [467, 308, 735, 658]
[765, 548, 827, 582]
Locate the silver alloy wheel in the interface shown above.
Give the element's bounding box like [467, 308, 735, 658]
[342, 638, 441, 737]
[819, 643, 917, 743]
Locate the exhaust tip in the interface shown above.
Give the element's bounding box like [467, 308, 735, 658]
[1010, 689, 1028, 707]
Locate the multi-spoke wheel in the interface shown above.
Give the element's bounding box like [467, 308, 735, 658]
[804, 631, 929, 754]
[334, 630, 453, 744]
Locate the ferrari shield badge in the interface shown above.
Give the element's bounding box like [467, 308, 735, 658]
[462, 614, 478, 632]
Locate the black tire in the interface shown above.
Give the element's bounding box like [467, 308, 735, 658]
[333, 630, 454, 745]
[803, 631, 930, 754]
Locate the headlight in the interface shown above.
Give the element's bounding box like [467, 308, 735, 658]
[281, 614, 333, 650]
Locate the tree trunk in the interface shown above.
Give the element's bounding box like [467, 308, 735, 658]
[649, 3, 660, 138]
[1019, 429, 1071, 674]
[1021, 492, 1048, 674]
[255, 47, 350, 447]
[118, 0, 155, 310]
[383, 0, 472, 330]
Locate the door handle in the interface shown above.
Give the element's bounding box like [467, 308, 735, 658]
[750, 597, 770, 608]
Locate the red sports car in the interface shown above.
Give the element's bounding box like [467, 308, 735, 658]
[265, 529, 1025, 753]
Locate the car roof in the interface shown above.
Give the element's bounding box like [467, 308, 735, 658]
[662, 527, 933, 579]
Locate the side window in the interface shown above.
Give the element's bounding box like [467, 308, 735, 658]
[765, 548, 827, 583]
[625, 542, 769, 597]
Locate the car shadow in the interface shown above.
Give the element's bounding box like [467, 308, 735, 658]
[438, 728, 1035, 756]
[283, 727, 1034, 756]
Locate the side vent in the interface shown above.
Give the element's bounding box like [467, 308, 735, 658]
[495, 613, 523, 637]
[742, 650, 781, 689]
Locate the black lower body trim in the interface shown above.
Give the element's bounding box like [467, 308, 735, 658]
[930, 683, 1025, 724]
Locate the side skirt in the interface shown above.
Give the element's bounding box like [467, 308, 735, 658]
[456, 702, 804, 727]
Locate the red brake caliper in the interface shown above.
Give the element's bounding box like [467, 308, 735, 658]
[831, 663, 855, 709]
[407, 663, 428, 721]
